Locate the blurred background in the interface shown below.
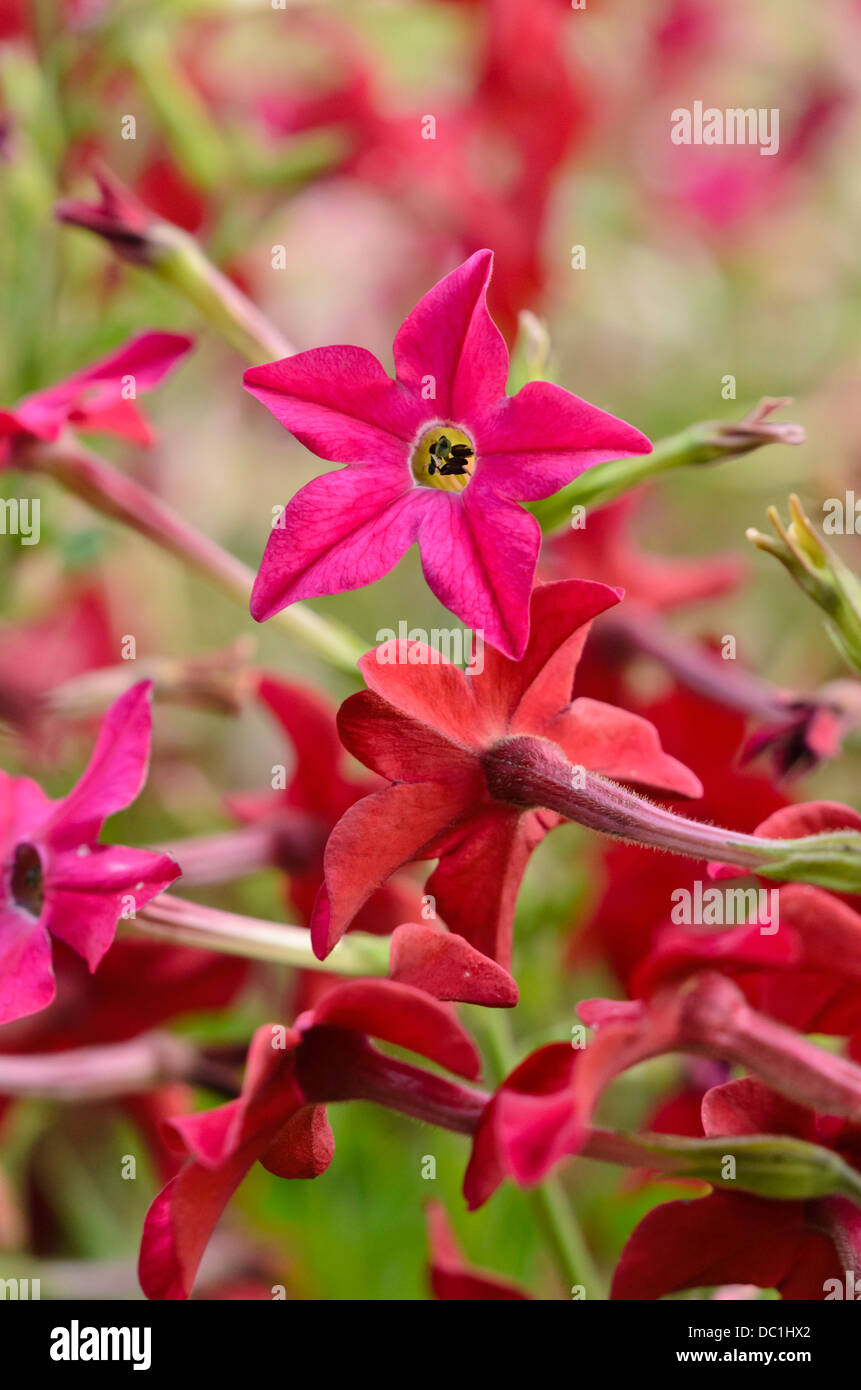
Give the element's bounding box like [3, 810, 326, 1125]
[1, 0, 861, 1299]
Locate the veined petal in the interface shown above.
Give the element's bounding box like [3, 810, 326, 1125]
[473, 381, 651, 501]
[250, 469, 429, 621]
[357, 644, 495, 749]
[471, 579, 621, 732]
[243, 345, 424, 465]
[545, 697, 703, 797]
[392, 250, 509, 419]
[418, 490, 539, 660]
[337, 689, 483, 785]
[311, 780, 469, 958]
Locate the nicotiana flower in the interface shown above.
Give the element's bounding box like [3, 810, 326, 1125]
[138, 975, 488, 1300]
[243, 250, 650, 659]
[0, 331, 193, 465]
[612, 1077, 861, 1301]
[0, 681, 179, 1024]
[311, 579, 700, 966]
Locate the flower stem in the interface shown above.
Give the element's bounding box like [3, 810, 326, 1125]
[132, 893, 390, 976]
[19, 437, 366, 676]
[478, 1009, 608, 1299]
[531, 399, 804, 532]
[483, 735, 861, 892]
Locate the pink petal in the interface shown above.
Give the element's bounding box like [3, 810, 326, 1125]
[46, 681, 156, 846]
[16, 332, 193, 442]
[426, 1202, 530, 1300]
[0, 908, 55, 1025]
[243, 345, 424, 465]
[260, 1104, 335, 1179]
[392, 250, 509, 418]
[473, 380, 652, 501]
[701, 1077, 814, 1142]
[418, 488, 539, 660]
[44, 846, 180, 970]
[250, 468, 429, 621]
[138, 1149, 257, 1300]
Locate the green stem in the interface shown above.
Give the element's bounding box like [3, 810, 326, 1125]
[479, 1010, 607, 1299]
[132, 892, 391, 976]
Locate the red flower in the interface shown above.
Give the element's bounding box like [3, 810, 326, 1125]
[312, 580, 700, 967]
[612, 1077, 861, 1300]
[138, 977, 486, 1299]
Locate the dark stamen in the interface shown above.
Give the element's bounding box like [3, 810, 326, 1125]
[10, 843, 44, 917]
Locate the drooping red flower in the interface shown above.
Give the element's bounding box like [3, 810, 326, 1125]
[612, 1077, 861, 1301]
[244, 252, 650, 659]
[0, 681, 179, 1024]
[0, 331, 192, 466]
[138, 977, 486, 1300]
[311, 580, 700, 967]
[463, 972, 861, 1209]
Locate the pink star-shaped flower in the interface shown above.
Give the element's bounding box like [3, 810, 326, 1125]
[0, 681, 180, 1025]
[244, 250, 650, 658]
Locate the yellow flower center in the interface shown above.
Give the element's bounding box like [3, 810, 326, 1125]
[410, 425, 475, 492]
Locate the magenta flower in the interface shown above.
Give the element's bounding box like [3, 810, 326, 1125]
[243, 250, 651, 659]
[0, 681, 179, 1025]
[0, 330, 193, 465]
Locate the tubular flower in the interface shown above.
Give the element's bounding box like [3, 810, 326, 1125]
[138, 976, 486, 1300]
[243, 251, 650, 659]
[311, 579, 700, 966]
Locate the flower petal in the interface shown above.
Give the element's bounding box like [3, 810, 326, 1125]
[471, 579, 622, 731]
[473, 380, 651, 501]
[0, 908, 55, 1025]
[388, 922, 518, 1007]
[311, 780, 470, 958]
[309, 978, 481, 1078]
[611, 1191, 841, 1301]
[243, 345, 424, 465]
[425, 805, 545, 968]
[392, 250, 509, 418]
[418, 489, 539, 660]
[546, 697, 703, 797]
[250, 469, 429, 621]
[46, 681, 156, 846]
